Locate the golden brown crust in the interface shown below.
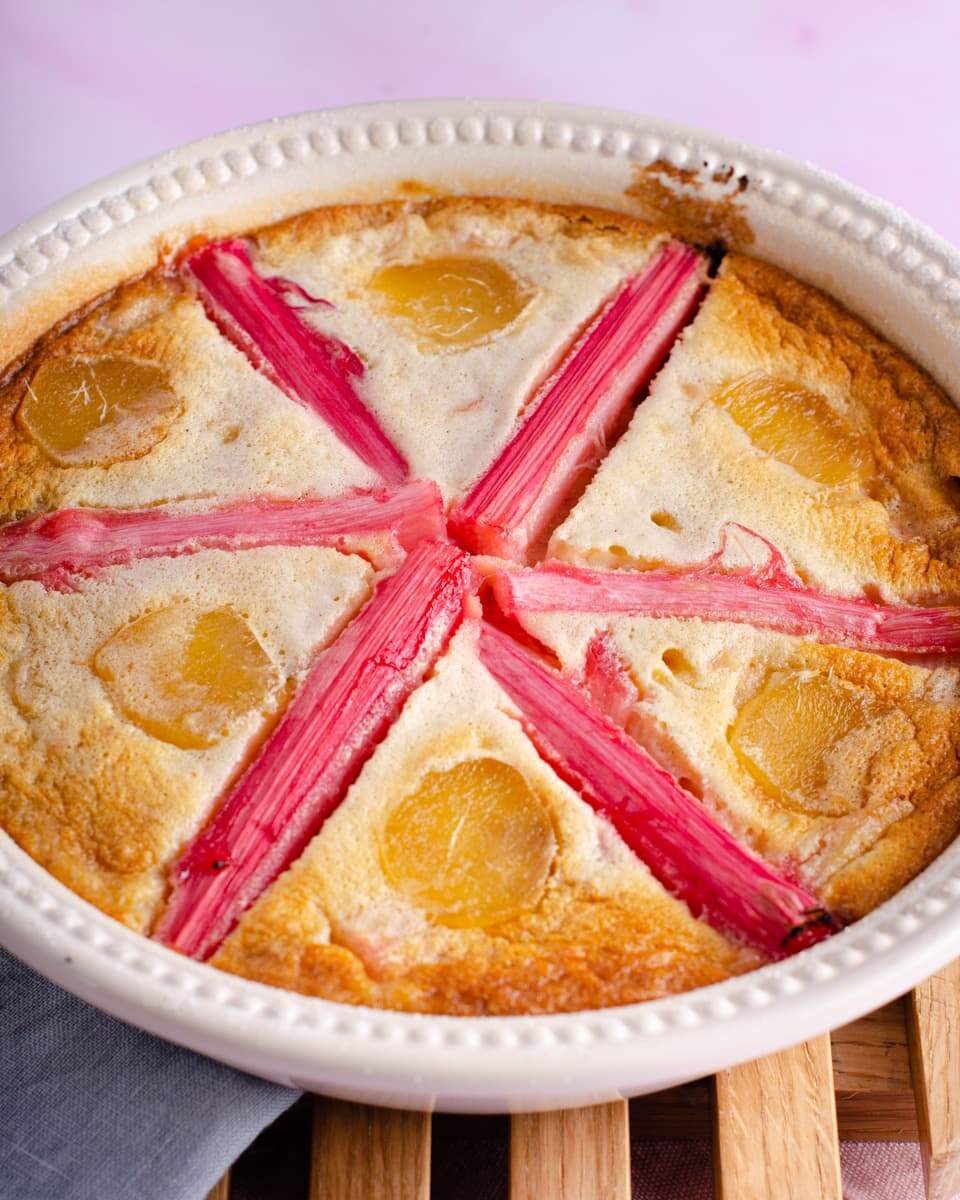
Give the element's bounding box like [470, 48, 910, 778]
[0, 274, 190, 521]
[380, 892, 757, 1015]
[215, 872, 756, 1015]
[0, 711, 185, 929]
[714, 254, 960, 601]
[258, 195, 663, 260]
[625, 159, 754, 249]
[823, 774, 960, 919]
[4, 193, 960, 1015]
[788, 642, 960, 917]
[0, 585, 191, 927]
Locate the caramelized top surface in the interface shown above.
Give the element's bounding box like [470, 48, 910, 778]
[2, 196, 959, 1014]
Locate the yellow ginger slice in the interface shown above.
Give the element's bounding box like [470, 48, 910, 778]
[368, 256, 532, 350]
[18, 357, 181, 467]
[716, 374, 872, 488]
[380, 756, 556, 927]
[93, 603, 278, 750]
[729, 668, 913, 817]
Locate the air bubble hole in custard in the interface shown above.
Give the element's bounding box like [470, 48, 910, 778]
[17, 356, 181, 467]
[728, 669, 884, 817]
[715, 374, 872, 488]
[368, 256, 532, 350]
[93, 604, 278, 749]
[661, 648, 696, 681]
[380, 757, 556, 927]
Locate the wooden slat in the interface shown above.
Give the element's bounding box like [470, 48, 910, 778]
[509, 1101, 630, 1200]
[633, 1001, 915, 1143]
[833, 996, 919, 1141]
[632, 1091, 918, 1143]
[205, 1174, 230, 1200]
[631, 1084, 711, 1141]
[713, 1034, 842, 1200]
[835, 1090, 918, 1142]
[310, 1099, 430, 1200]
[908, 959, 960, 1200]
[832, 998, 912, 1092]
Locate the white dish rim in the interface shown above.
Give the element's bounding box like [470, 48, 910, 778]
[2, 99, 960, 1112]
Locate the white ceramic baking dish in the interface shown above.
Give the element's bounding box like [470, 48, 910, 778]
[3, 100, 960, 1113]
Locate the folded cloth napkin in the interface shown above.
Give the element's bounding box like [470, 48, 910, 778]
[0, 948, 299, 1200]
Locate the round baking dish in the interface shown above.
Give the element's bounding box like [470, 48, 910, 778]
[3, 100, 960, 1113]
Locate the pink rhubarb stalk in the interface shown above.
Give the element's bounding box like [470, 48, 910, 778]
[183, 239, 408, 484]
[0, 482, 444, 586]
[478, 621, 836, 958]
[155, 539, 472, 960]
[449, 243, 704, 560]
[493, 525, 960, 656]
[579, 630, 640, 727]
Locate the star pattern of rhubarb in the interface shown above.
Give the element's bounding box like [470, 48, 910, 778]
[10, 233, 958, 968]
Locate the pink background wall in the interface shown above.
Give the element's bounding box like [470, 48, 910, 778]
[4, 1, 959, 245]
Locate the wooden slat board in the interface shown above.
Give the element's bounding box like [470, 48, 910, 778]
[200, 965, 960, 1200]
[833, 997, 919, 1142]
[630, 997, 919, 1142]
[309, 1099, 430, 1200]
[509, 1101, 630, 1200]
[832, 998, 913, 1093]
[908, 960, 960, 1200]
[713, 1034, 842, 1200]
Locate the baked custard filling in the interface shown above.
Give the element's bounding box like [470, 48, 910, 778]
[3, 196, 960, 1014]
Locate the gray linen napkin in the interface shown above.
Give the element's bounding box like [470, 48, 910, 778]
[0, 947, 299, 1200]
